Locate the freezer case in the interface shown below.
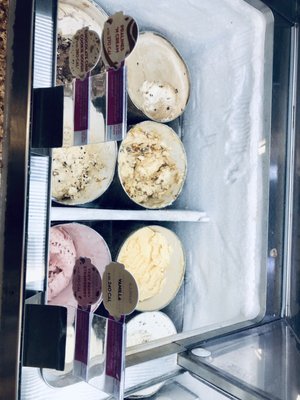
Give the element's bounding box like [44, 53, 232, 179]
[0, 0, 299, 399]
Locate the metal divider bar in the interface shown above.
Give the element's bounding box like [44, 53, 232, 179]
[51, 207, 209, 223]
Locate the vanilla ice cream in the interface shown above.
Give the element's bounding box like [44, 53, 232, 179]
[118, 121, 187, 209]
[117, 226, 173, 302]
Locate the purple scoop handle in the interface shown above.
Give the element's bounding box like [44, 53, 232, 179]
[105, 315, 125, 380]
[74, 74, 90, 145]
[74, 305, 91, 380]
[74, 307, 90, 362]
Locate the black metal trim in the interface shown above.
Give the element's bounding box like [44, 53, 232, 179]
[0, 0, 34, 398]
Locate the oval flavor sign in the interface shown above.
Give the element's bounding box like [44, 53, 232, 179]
[72, 257, 102, 308]
[103, 262, 139, 320]
[102, 11, 138, 70]
[69, 27, 101, 79]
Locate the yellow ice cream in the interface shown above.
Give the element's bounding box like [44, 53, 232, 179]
[117, 227, 172, 302]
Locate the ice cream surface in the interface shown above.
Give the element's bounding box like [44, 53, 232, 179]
[52, 142, 116, 205]
[117, 227, 172, 302]
[126, 31, 190, 122]
[57, 33, 73, 85]
[118, 122, 186, 208]
[139, 80, 178, 122]
[48, 223, 111, 311]
[48, 226, 76, 302]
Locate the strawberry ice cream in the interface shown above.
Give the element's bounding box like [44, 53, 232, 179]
[48, 226, 76, 302]
[47, 223, 111, 311]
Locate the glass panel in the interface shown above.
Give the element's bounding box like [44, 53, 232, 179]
[124, 372, 230, 400]
[125, 356, 180, 396]
[139, 381, 199, 400]
[52, 0, 274, 338]
[183, 320, 300, 400]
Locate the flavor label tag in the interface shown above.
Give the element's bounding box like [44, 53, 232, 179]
[69, 27, 101, 80]
[103, 262, 139, 320]
[72, 257, 102, 309]
[102, 11, 138, 70]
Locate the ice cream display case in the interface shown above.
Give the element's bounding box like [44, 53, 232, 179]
[1, 0, 300, 399]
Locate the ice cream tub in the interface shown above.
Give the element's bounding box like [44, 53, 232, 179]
[117, 225, 185, 312]
[51, 141, 117, 205]
[56, 0, 108, 86]
[118, 121, 187, 209]
[57, 1, 123, 146]
[47, 223, 111, 311]
[126, 311, 177, 398]
[126, 31, 190, 123]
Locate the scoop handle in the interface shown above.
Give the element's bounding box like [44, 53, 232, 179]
[73, 305, 91, 380]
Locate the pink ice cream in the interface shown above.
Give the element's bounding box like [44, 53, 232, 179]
[48, 223, 111, 311]
[48, 226, 76, 301]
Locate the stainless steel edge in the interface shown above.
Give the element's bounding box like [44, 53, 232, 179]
[245, 0, 275, 20]
[125, 319, 276, 367]
[124, 370, 185, 398]
[282, 25, 299, 318]
[261, 0, 299, 23]
[188, 373, 239, 400]
[126, 342, 184, 368]
[263, 8, 292, 319]
[0, 0, 34, 398]
[177, 319, 300, 400]
[177, 353, 269, 400]
[289, 16, 300, 338]
[50, 208, 209, 223]
[288, 18, 300, 337]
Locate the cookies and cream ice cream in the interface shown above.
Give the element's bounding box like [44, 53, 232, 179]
[139, 80, 178, 122]
[52, 142, 116, 205]
[118, 121, 187, 209]
[126, 31, 190, 122]
[57, 33, 73, 86]
[48, 226, 76, 302]
[117, 227, 172, 302]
